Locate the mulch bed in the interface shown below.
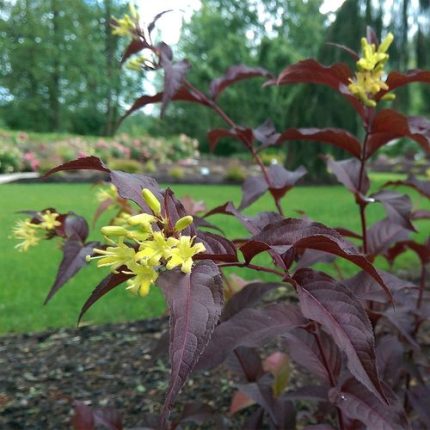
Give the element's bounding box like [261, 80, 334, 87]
[0, 318, 238, 429]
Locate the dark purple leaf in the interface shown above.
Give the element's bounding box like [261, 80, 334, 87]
[304, 425, 336, 430]
[196, 231, 237, 262]
[160, 53, 191, 117]
[367, 110, 430, 157]
[239, 175, 268, 210]
[382, 308, 420, 350]
[64, 214, 90, 242]
[210, 65, 273, 100]
[411, 209, 430, 220]
[385, 175, 430, 200]
[157, 261, 223, 424]
[207, 127, 253, 152]
[72, 402, 95, 430]
[283, 327, 341, 386]
[371, 190, 415, 231]
[284, 385, 329, 402]
[78, 272, 131, 323]
[295, 269, 386, 403]
[192, 216, 223, 234]
[93, 408, 123, 430]
[196, 303, 305, 371]
[367, 218, 411, 257]
[408, 386, 430, 427]
[376, 69, 430, 101]
[270, 59, 365, 118]
[121, 38, 149, 64]
[225, 346, 264, 382]
[329, 378, 409, 430]
[122, 87, 211, 121]
[110, 171, 161, 212]
[240, 218, 391, 299]
[325, 156, 369, 194]
[326, 42, 359, 60]
[296, 249, 336, 269]
[376, 335, 404, 383]
[278, 128, 362, 158]
[253, 119, 280, 147]
[242, 408, 264, 429]
[148, 10, 173, 35]
[44, 240, 97, 304]
[342, 270, 414, 303]
[268, 164, 307, 203]
[44, 156, 110, 177]
[221, 282, 282, 321]
[162, 188, 195, 235]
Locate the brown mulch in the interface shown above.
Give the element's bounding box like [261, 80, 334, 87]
[0, 318, 237, 429]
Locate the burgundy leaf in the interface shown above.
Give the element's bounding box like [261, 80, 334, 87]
[221, 281, 282, 321]
[240, 218, 391, 298]
[162, 188, 195, 235]
[210, 65, 273, 100]
[78, 272, 131, 323]
[207, 127, 253, 152]
[376, 335, 404, 383]
[408, 386, 430, 427]
[329, 378, 409, 430]
[382, 308, 420, 350]
[64, 214, 90, 242]
[196, 303, 305, 371]
[371, 190, 415, 231]
[295, 269, 387, 403]
[268, 164, 307, 202]
[366, 218, 411, 257]
[367, 110, 430, 157]
[325, 156, 369, 194]
[278, 128, 362, 159]
[196, 231, 237, 262]
[284, 385, 329, 402]
[43, 156, 110, 177]
[122, 87, 211, 121]
[271, 59, 365, 118]
[385, 175, 430, 200]
[304, 425, 336, 430]
[283, 327, 341, 386]
[253, 119, 280, 147]
[93, 198, 115, 226]
[342, 270, 414, 304]
[239, 175, 268, 210]
[160, 53, 191, 117]
[44, 240, 97, 304]
[93, 408, 123, 430]
[192, 216, 223, 234]
[295, 249, 336, 269]
[110, 171, 161, 212]
[325, 42, 359, 60]
[72, 402, 95, 430]
[226, 346, 264, 382]
[245, 211, 284, 234]
[148, 10, 173, 35]
[121, 38, 149, 64]
[157, 261, 223, 423]
[411, 209, 430, 220]
[376, 69, 430, 101]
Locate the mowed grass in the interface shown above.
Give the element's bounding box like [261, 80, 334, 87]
[1, 174, 429, 334]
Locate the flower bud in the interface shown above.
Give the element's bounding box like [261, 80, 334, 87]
[142, 188, 161, 215]
[101, 226, 128, 236]
[174, 215, 193, 232]
[378, 32, 394, 54]
[128, 213, 156, 226]
[381, 93, 396, 101]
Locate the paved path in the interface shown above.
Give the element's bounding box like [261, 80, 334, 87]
[0, 172, 40, 184]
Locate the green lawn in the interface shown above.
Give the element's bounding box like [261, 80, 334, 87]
[1, 175, 429, 334]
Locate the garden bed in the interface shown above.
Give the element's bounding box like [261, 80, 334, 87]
[0, 318, 239, 429]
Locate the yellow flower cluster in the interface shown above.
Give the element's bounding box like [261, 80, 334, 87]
[12, 210, 61, 252]
[348, 33, 394, 107]
[87, 188, 206, 297]
[111, 3, 139, 37]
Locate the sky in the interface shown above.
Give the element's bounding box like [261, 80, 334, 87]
[136, 0, 346, 45]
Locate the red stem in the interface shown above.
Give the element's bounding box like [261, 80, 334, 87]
[219, 261, 285, 278]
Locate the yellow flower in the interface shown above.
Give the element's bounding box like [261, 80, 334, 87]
[111, 3, 139, 38]
[124, 263, 158, 297]
[87, 239, 136, 272]
[12, 219, 41, 252]
[348, 33, 394, 107]
[165, 236, 206, 274]
[112, 212, 132, 227]
[39, 210, 61, 230]
[136, 232, 178, 265]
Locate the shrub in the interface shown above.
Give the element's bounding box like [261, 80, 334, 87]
[168, 166, 185, 180]
[108, 158, 143, 173]
[223, 161, 247, 182]
[0, 146, 22, 173]
[11, 8, 430, 430]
